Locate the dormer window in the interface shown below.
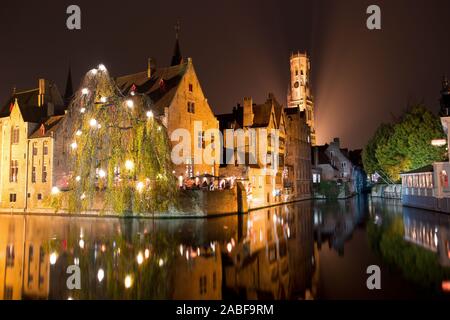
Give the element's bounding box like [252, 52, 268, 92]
[188, 83, 193, 92]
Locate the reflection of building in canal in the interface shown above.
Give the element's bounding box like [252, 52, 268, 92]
[0, 217, 24, 300]
[0, 215, 235, 300]
[222, 201, 317, 299]
[0, 216, 121, 299]
[314, 197, 367, 255]
[403, 207, 450, 267]
[172, 249, 222, 300]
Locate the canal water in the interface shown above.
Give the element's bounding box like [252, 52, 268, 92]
[0, 196, 449, 300]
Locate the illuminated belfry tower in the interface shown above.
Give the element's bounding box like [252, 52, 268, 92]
[287, 51, 316, 145]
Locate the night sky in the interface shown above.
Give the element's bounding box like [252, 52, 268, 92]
[2, 0, 450, 149]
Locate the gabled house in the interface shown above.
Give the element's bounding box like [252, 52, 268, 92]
[0, 79, 66, 210]
[217, 93, 287, 208]
[116, 56, 219, 179]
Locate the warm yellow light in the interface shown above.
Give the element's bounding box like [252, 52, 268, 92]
[227, 243, 232, 253]
[126, 99, 134, 108]
[80, 108, 86, 114]
[51, 186, 60, 195]
[124, 275, 133, 289]
[80, 193, 86, 200]
[81, 88, 89, 95]
[158, 258, 164, 267]
[125, 160, 134, 171]
[98, 64, 107, 71]
[136, 252, 144, 265]
[146, 110, 153, 119]
[144, 249, 150, 259]
[98, 169, 106, 178]
[100, 96, 107, 103]
[75, 176, 81, 182]
[79, 239, 85, 248]
[431, 139, 447, 147]
[70, 142, 77, 150]
[76, 130, 82, 136]
[89, 118, 97, 127]
[97, 269, 104, 282]
[50, 252, 58, 265]
[90, 69, 98, 75]
[136, 181, 144, 193]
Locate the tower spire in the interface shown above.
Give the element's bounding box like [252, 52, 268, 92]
[170, 19, 183, 66]
[64, 65, 74, 106]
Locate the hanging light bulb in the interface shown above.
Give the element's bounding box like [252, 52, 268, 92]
[81, 88, 89, 95]
[136, 181, 144, 193]
[146, 110, 153, 119]
[89, 119, 97, 127]
[75, 176, 81, 182]
[50, 252, 58, 265]
[125, 160, 134, 171]
[80, 108, 86, 114]
[80, 193, 86, 200]
[124, 275, 133, 289]
[97, 268, 105, 282]
[136, 252, 144, 265]
[100, 96, 107, 103]
[75, 130, 82, 136]
[70, 142, 77, 150]
[98, 169, 106, 178]
[51, 186, 60, 195]
[126, 99, 134, 109]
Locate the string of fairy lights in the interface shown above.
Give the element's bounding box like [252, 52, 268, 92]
[51, 63, 176, 214]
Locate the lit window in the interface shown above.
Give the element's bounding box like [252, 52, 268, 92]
[198, 131, 205, 149]
[10, 160, 18, 182]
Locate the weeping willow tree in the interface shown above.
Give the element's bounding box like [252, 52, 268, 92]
[58, 65, 177, 215]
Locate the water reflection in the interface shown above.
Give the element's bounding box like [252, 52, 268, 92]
[0, 196, 450, 300]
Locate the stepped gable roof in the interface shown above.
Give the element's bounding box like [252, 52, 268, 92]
[116, 62, 188, 116]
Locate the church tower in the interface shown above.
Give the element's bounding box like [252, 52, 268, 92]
[287, 52, 316, 145]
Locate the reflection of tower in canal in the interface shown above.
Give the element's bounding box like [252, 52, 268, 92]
[222, 201, 316, 299]
[314, 196, 368, 255]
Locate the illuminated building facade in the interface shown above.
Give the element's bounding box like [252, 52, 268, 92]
[218, 93, 311, 208]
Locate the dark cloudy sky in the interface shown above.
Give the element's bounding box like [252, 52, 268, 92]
[1, 0, 450, 149]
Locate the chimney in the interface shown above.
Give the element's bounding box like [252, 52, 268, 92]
[38, 79, 46, 107]
[147, 58, 156, 79]
[243, 97, 253, 127]
[333, 137, 340, 147]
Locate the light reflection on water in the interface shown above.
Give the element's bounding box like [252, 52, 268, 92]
[0, 195, 449, 300]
